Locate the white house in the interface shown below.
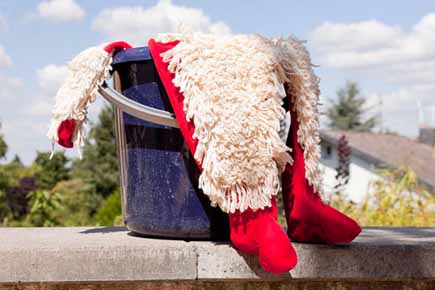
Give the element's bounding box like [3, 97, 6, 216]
[319, 129, 435, 203]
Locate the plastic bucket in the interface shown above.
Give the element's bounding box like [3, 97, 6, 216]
[100, 47, 229, 240]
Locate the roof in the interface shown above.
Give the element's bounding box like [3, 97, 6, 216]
[320, 130, 435, 189]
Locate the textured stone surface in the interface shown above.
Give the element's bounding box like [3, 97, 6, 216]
[1, 280, 435, 290]
[196, 227, 435, 279]
[0, 227, 197, 282]
[0, 227, 434, 284]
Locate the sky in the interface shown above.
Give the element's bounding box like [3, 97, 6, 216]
[1, 0, 435, 164]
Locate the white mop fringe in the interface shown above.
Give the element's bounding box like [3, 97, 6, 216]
[273, 37, 324, 196]
[157, 33, 297, 213]
[47, 45, 112, 157]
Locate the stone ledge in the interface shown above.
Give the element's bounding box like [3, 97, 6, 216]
[2, 280, 435, 290]
[0, 227, 434, 284]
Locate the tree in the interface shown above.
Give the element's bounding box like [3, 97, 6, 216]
[34, 151, 70, 190]
[0, 122, 7, 159]
[50, 178, 103, 226]
[0, 159, 38, 219]
[334, 135, 351, 192]
[94, 190, 122, 226]
[0, 190, 10, 225]
[327, 81, 377, 131]
[72, 105, 119, 197]
[25, 190, 62, 227]
[6, 176, 37, 218]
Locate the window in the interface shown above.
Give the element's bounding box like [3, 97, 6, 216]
[326, 146, 332, 156]
[321, 144, 333, 159]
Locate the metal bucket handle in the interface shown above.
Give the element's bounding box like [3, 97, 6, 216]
[98, 82, 290, 140]
[98, 83, 179, 128]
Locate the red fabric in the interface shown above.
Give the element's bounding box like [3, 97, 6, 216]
[103, 41, 132, 53]
[149, 39, 297, 273]
[148, 39, 201, 169]
[229, 197, 297, 273]
[282, 96, 361, 244]
[57, 119, 75, 148]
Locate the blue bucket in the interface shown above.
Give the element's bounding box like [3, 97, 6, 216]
[107, 47, 229, 240]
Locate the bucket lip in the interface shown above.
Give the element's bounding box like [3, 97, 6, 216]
[112, 46, 152, 65]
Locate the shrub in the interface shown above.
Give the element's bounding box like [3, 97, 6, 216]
[331, 168, 435, 226]
[94, 190, 123, 226]
[25, 190, 62, 227]
[50, 178, 103, 226]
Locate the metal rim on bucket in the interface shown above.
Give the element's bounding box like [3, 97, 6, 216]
[98, 83, 179, 128]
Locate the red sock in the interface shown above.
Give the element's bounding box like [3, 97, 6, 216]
[57, 118, 75, 148]
[229, 197, 297, 273]
[150, 39, 297, 273]
[282, 98, 361, 244]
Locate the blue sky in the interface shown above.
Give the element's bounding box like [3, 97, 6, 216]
[1, 0, 435, 164]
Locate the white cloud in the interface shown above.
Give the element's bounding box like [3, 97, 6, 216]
[368, 87, 435, 136]
[37, 0, 85, 22]
[0, 45, 12, 68]
[310, 14, 435, 69]
[1, 117, 53, 163]
[310, 13, 435, 135]
[10, 61, 105, 164]
[26, 96, 53, 117]
[0, 14, 7, 32]
[311, 20, 402, 54]
[0, 75, 22, 101]
[92, 0, 231, 45]
[36, 64, 68, 95]
[24, 64, 68, 118]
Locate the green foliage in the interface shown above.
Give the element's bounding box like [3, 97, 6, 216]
[327, 81, 377, 132]
[50, 179, 103, 226]
[72, 105, 119, 197]
[0, 159, 38, 219]
[34, 151, 70, 190]
[25, 190, 62, 227]
[331, 168, 435, 226]
[94, 190, 123, 226]
[0, 157, 31, 189]
[1, 107, 121, 227]
[6, 176, 37, 218]
[0, 123, 7, 159]
[2, 151, 71, 223]
[0, 190, 11, 225]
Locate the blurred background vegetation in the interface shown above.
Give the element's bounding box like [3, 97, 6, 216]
[329, 168, 435, 226]
[0, 105, 122, 227]
[324, 82, 434, 226]
[0, 82, 434, 227]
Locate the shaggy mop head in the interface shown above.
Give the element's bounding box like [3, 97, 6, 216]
[46, 45, 112, 156]
[157, 32, 323, 212]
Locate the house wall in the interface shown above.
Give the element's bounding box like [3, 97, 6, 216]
[320, 142, 380, 203]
